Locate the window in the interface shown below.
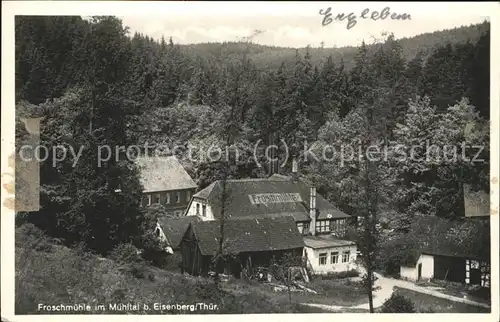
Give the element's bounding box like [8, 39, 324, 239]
[330, 251, 339, 264]
[331, 219, 342, 231]
[342, 251, 350, 263]
[165, 193, 170, 204]
[153, 193, 161, 204]
[176, 192, 180, 203]
[330, 219, 347, 236]
[299, 222, 310, 235]
[186, 190, 191, 202]
[319, 253, 327, 265]
[315, 220, 330, 233]
[202, 205, 207, 217]
[196, 203, 200, 215]
[147, 194, 152, 206]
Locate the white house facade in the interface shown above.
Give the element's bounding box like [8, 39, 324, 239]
[303, 235, 358, 275]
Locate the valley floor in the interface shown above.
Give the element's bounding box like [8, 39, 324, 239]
[14, 225, 490, 314]
[301, 273, 490, 313]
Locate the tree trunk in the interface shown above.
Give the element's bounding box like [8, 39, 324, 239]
[364, 105, 378, 314]
[366, 260, 375, 313]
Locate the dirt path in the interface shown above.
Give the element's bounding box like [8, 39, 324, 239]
[302, 273, 491, 311]
[384, 275, 491, 309]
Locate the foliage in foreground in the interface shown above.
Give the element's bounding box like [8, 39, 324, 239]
[15, 224, 300, 314]
[393, 287, 490, 313]
[380, 293, 416, 313]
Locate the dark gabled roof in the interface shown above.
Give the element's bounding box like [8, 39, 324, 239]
[137, 156, 197, 193]
[189, 216, 305, 256]
[193, 181, 217, 200]
[403, 240, 490, 266]
[237, 212, 310, 222]
[420, 249, 489, 262]
[192, 178, 350, 221]
[463, 184, 489, 218]
[158, 216, 200, 248]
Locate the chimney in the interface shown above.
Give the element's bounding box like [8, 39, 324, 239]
[292, 157, 298, 182]
[309, 186, 316, 236]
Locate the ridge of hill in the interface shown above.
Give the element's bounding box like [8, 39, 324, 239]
[181, 21, 489, 69]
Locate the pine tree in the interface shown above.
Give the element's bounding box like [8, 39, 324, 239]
[23, 17, 146, 254]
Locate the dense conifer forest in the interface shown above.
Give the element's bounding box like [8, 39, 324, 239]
[15, 16, 490, 273]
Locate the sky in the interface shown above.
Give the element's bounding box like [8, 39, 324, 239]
[117, 2, 492, 48]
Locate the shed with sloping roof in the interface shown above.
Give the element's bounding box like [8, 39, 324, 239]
[157, 216, 200, 250]
[180, 216, 304, 277]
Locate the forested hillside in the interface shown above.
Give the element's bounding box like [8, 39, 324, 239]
[15, 16, 490, 271]
[184, 22, 489, 70]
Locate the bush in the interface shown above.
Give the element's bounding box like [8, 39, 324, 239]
[128, 262, 148, 279]
[15, 223, 53, 252]
[140, 228, 171, 266]
[109, 243, 143, 263]
[318, 269, 359, 280]
[161, 252, 182, 271]
[377, 236, 418, 276]
[311, 270, 359, 281]
[419, 307, 436, 313]
[381, 293, 416, 313]
[15, 225, 299, 314]
[195, 280, 225, 300]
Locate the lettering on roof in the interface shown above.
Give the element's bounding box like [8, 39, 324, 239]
[248, 193, 303, 205]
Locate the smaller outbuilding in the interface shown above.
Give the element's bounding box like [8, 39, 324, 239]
[180, 216, 305, 277]
[156, 216, 200, 251]
[400, 250, 490, 288]
[303, 235, 358, 275]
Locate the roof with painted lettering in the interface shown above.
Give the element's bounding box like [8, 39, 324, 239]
[192, 177, 350, 221]
[188, 216, 305, 256]
[137, 156, 197, 193]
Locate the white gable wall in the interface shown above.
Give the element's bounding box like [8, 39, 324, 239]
[418, 254, 435, 280]
[185, 197, 215, 221]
